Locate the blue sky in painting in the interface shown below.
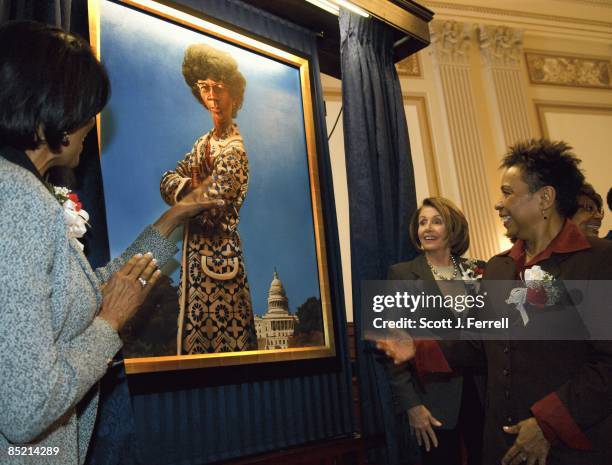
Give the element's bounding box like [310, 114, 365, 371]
[99, 1, 320, 315]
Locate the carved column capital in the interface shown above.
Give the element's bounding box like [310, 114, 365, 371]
[430, 20, 473, 65]
[477, 24, 523, 68]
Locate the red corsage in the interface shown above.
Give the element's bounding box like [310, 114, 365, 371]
[66, 192, 83, 211]
[526, 286, 547, 308]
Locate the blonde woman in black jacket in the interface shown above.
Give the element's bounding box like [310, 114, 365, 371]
[386, 197, 485, 465]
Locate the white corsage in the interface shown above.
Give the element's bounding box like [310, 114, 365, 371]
[459, 258, 484, 296]
[53, 186, 90, 251]
[524, 265, 550, 282]
[459, 258, 484, 281]
[506, 287, 529, 326]
[506, 265, 559, 326]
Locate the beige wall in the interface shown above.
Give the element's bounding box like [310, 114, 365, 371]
[323, 85, 444, 321]
[540, 106, 612, 234]
[323, 0, 612, 321]
[323, 93, 354, 321]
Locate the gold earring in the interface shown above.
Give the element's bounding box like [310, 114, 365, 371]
[541, 209, 548, 220]
[61, 132, 70, 146]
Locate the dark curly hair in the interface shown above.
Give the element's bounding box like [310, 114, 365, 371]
[0, 20, 109, 152]
[607, 187, 612, 212]
[182, 44, 246, 117]
[577, 182, 603, 212]
[501, 139, 585, 218]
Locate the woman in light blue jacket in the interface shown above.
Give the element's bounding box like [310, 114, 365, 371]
[0, 21, 222, 465]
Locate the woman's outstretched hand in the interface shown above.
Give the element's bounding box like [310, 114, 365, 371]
[408, 404, 442, 452]
[172, 183, 223, 222]
[99, 253, 161, 331]
[502, 418, 550, 465]
[375, 330, 416, 364]
[153, 183, 224, 237]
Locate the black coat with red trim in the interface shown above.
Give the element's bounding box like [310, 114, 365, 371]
[422, 226, 612, 465]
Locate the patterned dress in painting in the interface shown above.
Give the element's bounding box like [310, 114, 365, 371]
[160, 123, 257, 354]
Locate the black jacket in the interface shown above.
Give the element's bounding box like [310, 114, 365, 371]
[385, 254, 485, 428]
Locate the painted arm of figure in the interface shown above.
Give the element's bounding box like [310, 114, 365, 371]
[160, 142, 247, 224]
[160, 148, 195, 206]
[197, 145, 248, 214]
[180, 145, 248, 229]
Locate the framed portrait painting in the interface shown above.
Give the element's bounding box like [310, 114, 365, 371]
[88, 0, 337, 374]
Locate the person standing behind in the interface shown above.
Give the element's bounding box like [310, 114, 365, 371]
[571, 183, 603, 237]
[386, 197, 485, 465]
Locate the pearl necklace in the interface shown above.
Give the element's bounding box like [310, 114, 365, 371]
[428, 255, 458, 280]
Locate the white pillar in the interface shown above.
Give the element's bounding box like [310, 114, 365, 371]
[430, 20, 499, 260]
[477, 25, 533, 153]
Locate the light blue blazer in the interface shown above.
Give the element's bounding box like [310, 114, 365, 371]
[0, 152, 177, 465]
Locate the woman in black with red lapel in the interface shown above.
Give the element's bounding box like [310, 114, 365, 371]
[378, 139, 612, 465]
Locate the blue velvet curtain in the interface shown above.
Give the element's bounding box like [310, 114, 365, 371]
[0, 0, 93, 38]
[1, 1, 354, 464]
[339, 9, 419, 465]
[0, 0, 70, 28]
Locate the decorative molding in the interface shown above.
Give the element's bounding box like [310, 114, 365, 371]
[405, 95, 440, 197]
[525, 52, 611, 89]
[323, 90, 342, 100]
[430, 20, 473, 65]
[552, 0, 612, 7]
[423, 1, 612, 29]
[477, 25, 523, 68]
[323, 90, 439, 196]
[534, 101, 612, 138]
[396, 53, 422, 77]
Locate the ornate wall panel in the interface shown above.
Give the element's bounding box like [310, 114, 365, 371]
[396, 53, 422, 77]
[525, 52, 611, 89]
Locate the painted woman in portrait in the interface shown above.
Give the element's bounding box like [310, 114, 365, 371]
[160, 44, 257, 354]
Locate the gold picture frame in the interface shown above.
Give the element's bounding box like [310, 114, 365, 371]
[88, 0, 337, 374]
